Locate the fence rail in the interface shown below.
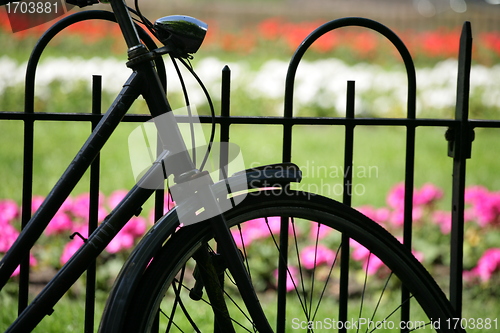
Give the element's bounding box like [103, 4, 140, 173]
[1, 13, 500, 332]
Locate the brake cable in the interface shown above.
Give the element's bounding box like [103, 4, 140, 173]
[129, 1, 216, 173]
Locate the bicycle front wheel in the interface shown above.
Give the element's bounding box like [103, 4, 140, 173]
[124, 190, 463, 332]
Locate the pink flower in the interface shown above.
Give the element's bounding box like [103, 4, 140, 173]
[351, 240, 385, 275]
[351, 239, 421, 275]
[0, 220, 38, 276]
[231, 217, 292, 247]
[465, 185, 489, 204]
[0, 222, 36, 279]
[0, 223, 20, 253]
[356, 206, 390, 226]
[107, 190, 128, 210]
[412, 250, 425, 263]
[387, 183, 444, 212]
[148, 193, 176, 223]
[299, 245, 336, 270]
[12, 256, 38, 277]
[106, 216, 146, 254]
[231, 229, 246, 248]
[464, 186, 496, 226]
[309, 222, 331, 240]
[60, 227, 88, 265]
[163, 193, 176, 211]
[274, 266, 299, 292]
[364, 255, 385, 275]
[414, 183, 443, 206]
[395, 237, 425, 264]
[45, 211, 74, 235]
[387, 183, 406, 209]
[31, 196, 73, 214]
[61, 238, 84, 265]
[388, 206, 422, 227]
[466, 188, 500, 227]
[31, 195, 45, 213]
[0, 199, 19, 225]
[71, 193, 107, 222]
[231, 218, 267, 247]
[264, 216, 287, 235]
[465, 248, 500, 282]
[351, 239, 370, 261]
[432, 210, 452, 234]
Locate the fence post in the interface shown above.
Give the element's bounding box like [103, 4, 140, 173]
[448, 21, 473, 318]
[339, 80, 355, 333]
[84, 74, 103, 333]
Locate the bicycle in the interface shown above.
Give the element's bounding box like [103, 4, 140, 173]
[0, 0, 466, 332]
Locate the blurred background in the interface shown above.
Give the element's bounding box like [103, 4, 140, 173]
[1, 1, 500, 331]
[160, 0, 499, 32]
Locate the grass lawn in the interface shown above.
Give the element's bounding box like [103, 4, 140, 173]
[2, 119, 499, 204]
[1, 15, 499, 331]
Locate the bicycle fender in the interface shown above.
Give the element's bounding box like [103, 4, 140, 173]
[98, 162, 301, 332]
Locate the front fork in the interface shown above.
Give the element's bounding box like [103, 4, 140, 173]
[190, 181, 274, 333]
[172, 164, 301, 332]
[192, 244, 234, 333]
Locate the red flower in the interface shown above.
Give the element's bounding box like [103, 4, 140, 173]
[258, 17, 283, 41]
[480, 32, 500, 56]
[419, 29, 460, 59]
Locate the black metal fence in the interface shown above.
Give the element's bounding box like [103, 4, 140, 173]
[1, 14, 499, 332]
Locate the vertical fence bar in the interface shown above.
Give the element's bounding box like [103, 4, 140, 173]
[449, 21, 472, 317]
[153, 114, 166, 333]
[18, 33, 39, 313]
[339, 81, 355, 333]
[401, 28, 417, 332]
[220, 65, 231, 180]
[343, 81, 356, 206]
[84, 75, 102, 333]
[220, 66, 231, 139]
[19, 108, 34, 315]
[400, 125, 415, 330]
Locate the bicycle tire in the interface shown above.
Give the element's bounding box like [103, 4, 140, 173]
[123, 190, 464, 332]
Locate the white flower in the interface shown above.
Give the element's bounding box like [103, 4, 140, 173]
[1, 56, 498, 117]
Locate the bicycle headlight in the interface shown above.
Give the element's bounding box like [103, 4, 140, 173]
[154, 15, 208, 55]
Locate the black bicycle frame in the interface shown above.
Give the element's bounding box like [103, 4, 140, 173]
[0, 59, 165, 333]
[0, 0, 272, 331]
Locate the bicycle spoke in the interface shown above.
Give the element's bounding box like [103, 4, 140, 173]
[125, 191, 461, 333]
[168, 279, 201, 333]
[369, 294, 414, 333]
[165, 265, 186, 332]
[366, 271, 394, 333]
[291, 220, 311, 319]
[259, 217, 311, 320]
[308, 222, 321, 320]
[158, 308, 185, 333]
[234, 224, 252, 281]
[173, 277, 253, 332]
[357, 252, 372, 333]
[311, 241, 342, 321]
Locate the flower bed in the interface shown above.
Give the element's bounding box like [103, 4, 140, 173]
[2, 12, 500, 62]
[1, 183, 499, 287]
